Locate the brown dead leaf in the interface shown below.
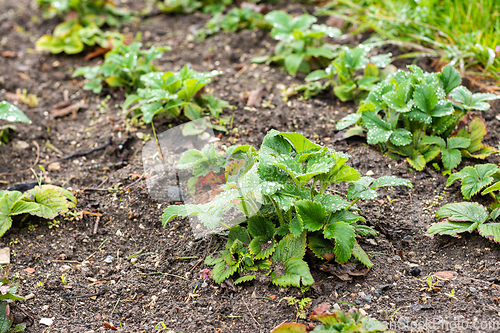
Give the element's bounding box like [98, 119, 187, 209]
[326, 15, 345, 30]
[311, 304, 329, 317]
[319, 263, 370, 281]
[241, 2, 269, 14]
[84, 47, 111, 60]
[25, 267, 35, 274]
[246, 87, 263, 107]
[5, 92, 19, 102]
[103, 322, 117, 330]
[17, 72, 30, 80]
[1, 51, 16, 58]
[433, 271, 458, 280]
[266, 294, 276, 300]
[50, 101, 88, 119]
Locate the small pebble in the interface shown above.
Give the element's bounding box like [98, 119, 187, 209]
[362, 295, 372, 303]
[103, 256, 113, 263]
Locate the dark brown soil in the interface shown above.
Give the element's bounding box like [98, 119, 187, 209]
[2, 1, 500, 332]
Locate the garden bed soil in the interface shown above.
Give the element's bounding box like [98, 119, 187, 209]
[1, 0, 500, 332]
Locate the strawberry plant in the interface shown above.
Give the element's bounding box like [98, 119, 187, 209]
[36, 0, 131, 54]
[294, 45, 394, 102]
[429, 202, 500, 243]
[252, 11, 341, 75]
[73, 42, 171, 94]
[337, 64, 500, 171]
[0, 102, 31, 144]
[0, 185, 77, 237]
[163, 130, 412, 287]
[157, 0, 233, 14]
[447, 163, 500, 202]
[123, 65, 233, 125]
[272, 304, 393, 332]
[196, 7, 271, 40]
[0, 267, 25, 333]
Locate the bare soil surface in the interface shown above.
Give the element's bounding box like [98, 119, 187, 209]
[2, 1, 500, 332]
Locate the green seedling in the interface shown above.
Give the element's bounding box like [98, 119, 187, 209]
[447, 163, 500, 203]
[252, 10, 341, 75]
[272, 304, 393, 332]
[420, 275, 441, 292]
[73, 42, 170, 94]
[60, 274, 68, 285]
[163, 130, 412, 287]
[16, 89, 38, 108]
[0, 266, 26, 333]
[0, 185, 76, 237]
[0, 101, 31, 144]
[158, 0, 232, 14]
[279, 297, 312, 321]
[123, 65, 233, 127]
[337, 64, 499, 170]
[429, 202, 500, 243]
[196, 7, 270, 40]
[295, 45, 394, 102]
[36, 0, 132, 54]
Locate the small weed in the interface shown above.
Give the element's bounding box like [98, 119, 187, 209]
[279, 297, 312, 321]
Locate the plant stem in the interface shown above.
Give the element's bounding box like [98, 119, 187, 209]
[151, 122, 163, 160]
[268, 195, 285, 226]
[349, 198, 360, 209]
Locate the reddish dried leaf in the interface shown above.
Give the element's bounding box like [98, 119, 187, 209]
[267, 294, 276, 300]
[17, 72, 30, 80]
[25, 267, 35, 274]
[85, 47, 111, 60]
[103, 322, 117, 330]
[5, 92, 19, 102]
[433, 271, 458, 280]
[311, 303, 329, 316]
[200, 171, 224, 186]
[1, 51, 16, 58]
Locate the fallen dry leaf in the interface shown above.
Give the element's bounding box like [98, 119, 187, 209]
[84, 47, 111, 60]
[246, 87, 264, 107]
[25, 267, 35, 274]
[326, 15, 345, 30]
[17, 72, 30, 80]
[319, 263, 370, 281]
[311, 303, 329, 316]
[50, 101, 88, 119]
[4, 92, 19, 102]
[241, 2, 269, 14]
[266, 294, 276, 300]
[433, 271, 458, 280]
[103, 322, 117, 330]
[1, 51, 16, 58]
